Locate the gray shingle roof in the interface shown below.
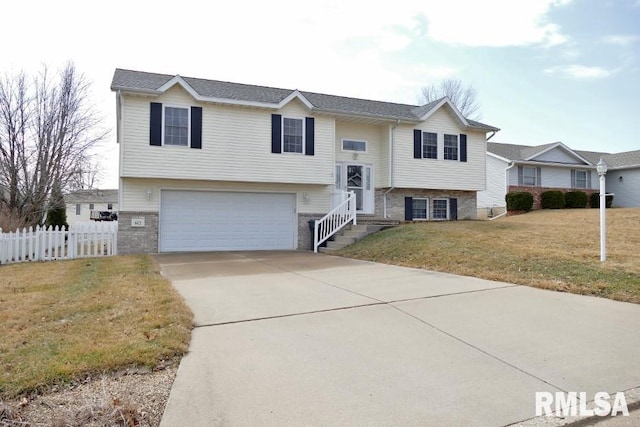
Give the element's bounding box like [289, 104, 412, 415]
[489, 142, 640, 169]
[65, 189, 118, 204]
[111, 69, 499, 130]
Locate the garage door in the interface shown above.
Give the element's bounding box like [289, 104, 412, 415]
[159, 191, 296, 252]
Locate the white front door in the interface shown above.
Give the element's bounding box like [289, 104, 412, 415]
[336, 163, 374, 214]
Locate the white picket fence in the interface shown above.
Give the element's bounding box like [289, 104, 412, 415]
[0, 222, 118, 265]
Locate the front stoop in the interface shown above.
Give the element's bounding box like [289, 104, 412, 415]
[318, 219, 399, 254]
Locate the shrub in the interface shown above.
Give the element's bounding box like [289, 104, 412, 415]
[590, 193, 614, 208]
[541, 191, 564, 209]
[506, 191, 533, 212]
[564, 191, 588, 208]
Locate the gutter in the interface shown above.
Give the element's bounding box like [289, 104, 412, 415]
[383, 120, 400, 218]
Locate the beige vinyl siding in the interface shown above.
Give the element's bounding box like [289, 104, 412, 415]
[392, 108, 486, 191]
[477, 154, 509, 209]
[120, 177, 332, 214]
[120, 86, 333, 185]
[335, 122, 388, 187]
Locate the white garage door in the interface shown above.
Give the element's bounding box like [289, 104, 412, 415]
[159, 191, 296, 252]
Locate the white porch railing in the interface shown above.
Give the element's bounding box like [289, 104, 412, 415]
[314, 191, 357, 253]
[0, 222, 118, 265]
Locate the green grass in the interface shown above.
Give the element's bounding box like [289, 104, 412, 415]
[0, 255, 193, 399]
[337, 209, 640, 303]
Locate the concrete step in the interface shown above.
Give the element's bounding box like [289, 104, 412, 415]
[326, 240, 351, 250]
[332, 235, 357, 245]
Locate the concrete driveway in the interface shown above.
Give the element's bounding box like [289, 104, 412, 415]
[155, 251, 640, 427]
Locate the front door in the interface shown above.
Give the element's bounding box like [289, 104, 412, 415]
[336, 163, 374, 214]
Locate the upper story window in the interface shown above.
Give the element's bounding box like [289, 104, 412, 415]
[271, 114, 314, 156]
[422, 132, 437, 159]
[283, 117, 304, 153]
[164, 106, 189, 146]
[75, 204, 81, 215]
[444, 134, 458, 160]
[107, 203, 113, 210]
[89, 203, 94, 210]
[150, 103, 202, 149]
[342, 139, 367, 152]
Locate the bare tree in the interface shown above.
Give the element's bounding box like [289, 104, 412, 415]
[0, 62, 107, 229]
[419, 79, 481, 119]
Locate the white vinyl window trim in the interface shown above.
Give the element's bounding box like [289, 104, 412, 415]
[162, 105, 191, 147]
[412, 198, 429, 220]
[282, 116, 305, 154]
[432, 198, 449, 220]
[342, 139, 367, 153]
[575, 170, 588, 189]
[443, 134, 458, 161]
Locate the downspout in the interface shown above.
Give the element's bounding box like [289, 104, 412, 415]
[383, 120, 400, 218]
[487, 130, 497, 141]
[497, 160, 516, 218]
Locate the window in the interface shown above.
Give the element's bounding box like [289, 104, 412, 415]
[89, 203, 94, 210]
[523, 167, 537, 186]
[342, 139, 366, 152]
[335, 164, 342, 190]
[164, 106, 189, 146]
[107, 203, 113, 210]
[432, 199, 449, 220]
[422, 132, 437, 159]
[75, 204, 81, 215]
[412, 198, 428, 220]
[575, 170, 588, 189]
[283, 117, 303, 153]
[444, 134, 458, 160]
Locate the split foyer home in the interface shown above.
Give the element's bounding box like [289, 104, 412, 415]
[477, 142, 640, 216]
[111, 69, 499, 254]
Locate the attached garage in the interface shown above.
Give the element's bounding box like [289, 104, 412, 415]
[159, 190, 296, 252]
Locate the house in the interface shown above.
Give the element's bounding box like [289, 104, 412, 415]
[111, 69, 499, 254]
[65, 189, 118, 227]
[477, 142, 640, 216]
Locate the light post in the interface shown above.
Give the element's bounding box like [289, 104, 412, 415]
[596, 158, 608, 262]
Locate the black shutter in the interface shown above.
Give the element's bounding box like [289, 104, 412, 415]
[449, 198, 458, 220]
[405, 197, 413, 221]
[413, 130, 422, 159]
[190, 106, 202, 149]
[305, 117, 314, 156]
[271, 114, 282, 153]
[459, 134, 467, 162]
[150, 102, 162, 146]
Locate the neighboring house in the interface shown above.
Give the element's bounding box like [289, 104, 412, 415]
[111, 69, 499, 254]
[478, 142, 640, 215]
[65, 189, 118, 227]
[577, 149, 640, 208]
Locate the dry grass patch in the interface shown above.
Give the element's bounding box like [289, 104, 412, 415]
[0, 255, 192, 399]
[338, 208, 640, 303]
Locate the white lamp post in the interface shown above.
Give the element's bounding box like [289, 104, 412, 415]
[596, 158, 608, 262]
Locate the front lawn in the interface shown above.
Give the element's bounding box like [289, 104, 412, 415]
[0, 255, 192, 399]
[337, 208, 640, 303]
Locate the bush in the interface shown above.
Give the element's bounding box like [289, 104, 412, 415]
[541, 191, 564, 209]
[506, 191, 533, 212]
[564, 191, 588, 208]
[590, 193, 614, 208]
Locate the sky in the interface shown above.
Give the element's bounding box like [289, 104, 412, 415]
[2, 0, 639, 189]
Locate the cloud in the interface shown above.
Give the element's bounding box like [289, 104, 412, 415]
[544, 65, 615, 79]
[418, 0, 572, 47]
[602, 35, 640, 46]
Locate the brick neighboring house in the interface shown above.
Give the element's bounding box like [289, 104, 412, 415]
[478, 142, 640, 215]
